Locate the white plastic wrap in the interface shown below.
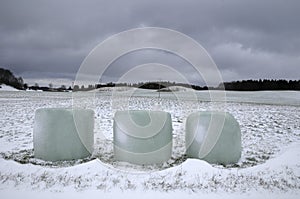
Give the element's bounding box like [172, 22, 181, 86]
[113, 110, 172, 165]
[185, 111, 241, 165]
[33, 108, 94, 161]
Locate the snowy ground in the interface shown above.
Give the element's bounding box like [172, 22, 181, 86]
[0, 84, 19, 91]
[0, 90, 299, 198]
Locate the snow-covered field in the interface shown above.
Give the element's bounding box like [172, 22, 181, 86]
[0, 89, 299, 198]
[0, 84, 19, 91]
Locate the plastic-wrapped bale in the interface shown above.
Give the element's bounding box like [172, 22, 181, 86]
[33, 108, 94, 161]
[113, 110, 172, 165]
[185, 111, 241, 165]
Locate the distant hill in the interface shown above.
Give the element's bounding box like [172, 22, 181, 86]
[75, 79, 300, 92]
[0, 68, 24, 90]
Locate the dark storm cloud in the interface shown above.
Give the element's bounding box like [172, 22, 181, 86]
[0, 0, 299, 86]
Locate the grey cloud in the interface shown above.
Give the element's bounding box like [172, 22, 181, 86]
[0, 0, 299, 86]
[103, 49, 202, 84]
[211, 42, 300, 80]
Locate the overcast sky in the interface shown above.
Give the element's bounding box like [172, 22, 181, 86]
[0, 0, 299, 86]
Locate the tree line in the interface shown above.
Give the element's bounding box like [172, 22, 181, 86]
[1, 67, 299, 91]
[74, 79, 300, 91]
[0, 67, 71, 91]
[219, 79, 300, 91]
[73, 81, 209, 91]
[0, 68, 24, 89]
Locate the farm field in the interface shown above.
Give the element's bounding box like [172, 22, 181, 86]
[0, 90, 299, 198]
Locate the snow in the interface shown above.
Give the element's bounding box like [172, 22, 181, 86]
[33, 108, 94, 161]
[159, 86, 194, 92]
[91, 86, 140, 92]
[1, 190, 299, 199]
[0, 84, 19, 91]
[185, 111, 241, 165]
[0, 90, 299, 198]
